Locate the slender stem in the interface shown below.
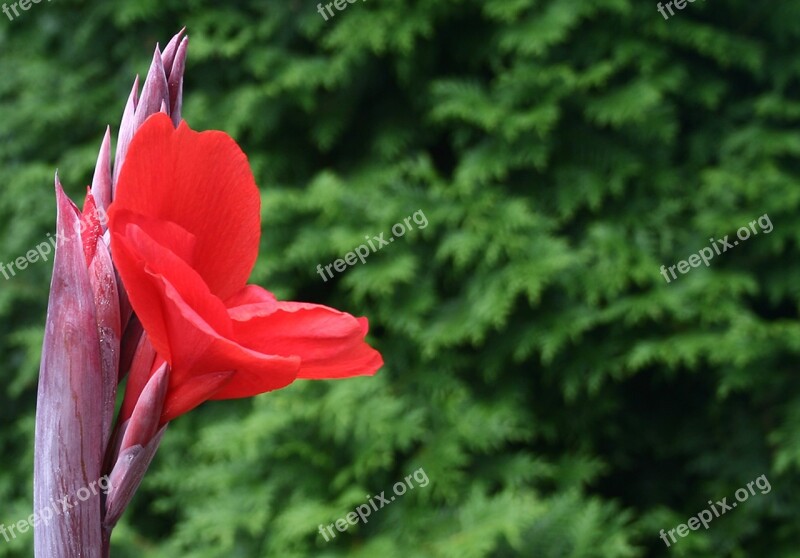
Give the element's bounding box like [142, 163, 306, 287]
[102, 524, 114, 558]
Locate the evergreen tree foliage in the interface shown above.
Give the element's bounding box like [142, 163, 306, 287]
[0, 0, 798, 556]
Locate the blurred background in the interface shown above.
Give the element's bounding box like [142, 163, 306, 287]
[1, 0, 799, 556]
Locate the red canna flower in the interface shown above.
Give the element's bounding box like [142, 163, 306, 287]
[36, 32, 380, 556]
[107, 112, 383, 424]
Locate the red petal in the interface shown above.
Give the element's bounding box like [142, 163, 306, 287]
[112, 218, 299, 417]
[230, 302, 383, 380]
[112, 208, 197, 265]
[162, 371, 234, 421]
[110, 113, 261, 299]
[225, 284, 278, 307]
[225, 284, 279, 320]
[156, 272, 299, 396]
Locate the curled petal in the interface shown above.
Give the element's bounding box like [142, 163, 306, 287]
[229, 294, 383, 381]
[108, 115, 382, 426]
[110, 113, 261, 299]
[161, 370, 235, 422]
[111, 217, 299, 421]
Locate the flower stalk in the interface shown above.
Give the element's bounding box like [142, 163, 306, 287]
[34, 27, 381, 558]
[34, 30, 188, 558]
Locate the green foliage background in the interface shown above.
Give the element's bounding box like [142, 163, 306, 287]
[1, 0, 799, 556]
